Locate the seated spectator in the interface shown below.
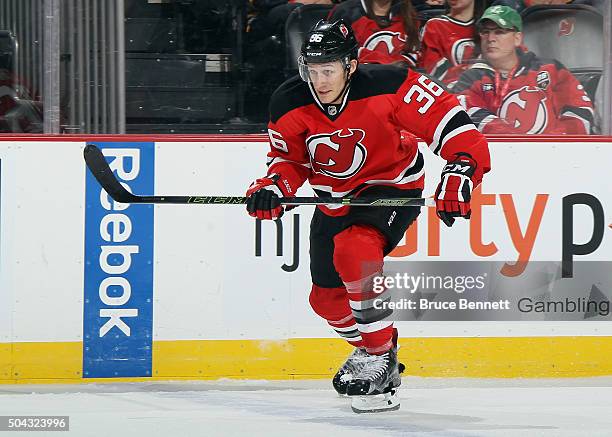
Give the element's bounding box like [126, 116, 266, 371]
[418, 0, 488, 85]
[328, 0, 420, 65]
[452, 5, 594, 134]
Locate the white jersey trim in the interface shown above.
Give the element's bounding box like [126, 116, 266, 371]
[561, 111, 591, 134]
[310, 150, 424, 196]
[310, 185, 353, 197]
[429, 106, 463, 153]
[467, 107, 482, 117]
[267, 156, 312, 169]
[430, 57, 449, 79]
[363, 150, 424, 185]
[478, 114, 497, 131]
[441, 15, 475, 27]
[438, 123, 478, 155]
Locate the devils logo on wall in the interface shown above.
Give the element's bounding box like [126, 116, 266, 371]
[558, 18, 576, 37]
[307, 128, 368, 179]
[499, 86, 549, 134]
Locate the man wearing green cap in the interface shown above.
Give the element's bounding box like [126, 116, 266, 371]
[452, 5, 594, 134]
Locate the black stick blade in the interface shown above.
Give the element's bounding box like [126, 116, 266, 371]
[83, 144, 139, 203]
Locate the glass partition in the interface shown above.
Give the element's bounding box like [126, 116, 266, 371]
[0, 0, 608, 135]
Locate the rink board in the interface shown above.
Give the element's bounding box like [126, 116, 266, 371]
[0, 135, 610, 382]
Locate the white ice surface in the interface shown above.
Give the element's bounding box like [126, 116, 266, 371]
[1, 377, 612, 436]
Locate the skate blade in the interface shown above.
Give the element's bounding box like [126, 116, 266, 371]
[350, 389, 400, 414]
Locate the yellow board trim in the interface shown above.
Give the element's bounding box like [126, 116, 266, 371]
[1, 337, 612, 384]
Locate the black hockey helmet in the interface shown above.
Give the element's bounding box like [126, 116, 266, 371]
[299, 20, 358, 79]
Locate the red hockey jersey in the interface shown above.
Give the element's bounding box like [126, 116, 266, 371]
[264, 64, 491, 216]
[328, 0, 418, 66]
[418, 15, 477, 85]
[452, 50, 594, 134]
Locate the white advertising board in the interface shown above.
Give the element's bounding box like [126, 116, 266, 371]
[0, 138, 610, 343]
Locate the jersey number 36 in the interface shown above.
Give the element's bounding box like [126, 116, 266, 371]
[404, 75, 443, 114]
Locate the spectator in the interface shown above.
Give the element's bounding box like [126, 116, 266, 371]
[452, 5, 594, 134]
[418, 0, 488, 85]
[328, 0, 420, 65]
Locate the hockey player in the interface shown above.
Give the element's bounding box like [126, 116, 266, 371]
[452, 5, 594, 134]
[328, 0, 420, 65]
[418, 0, 488, 85]
[245, 19, 490, 413]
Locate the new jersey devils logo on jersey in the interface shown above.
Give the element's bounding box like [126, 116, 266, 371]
[307, 129, 367, 179]
[451, 38, 475, 65]
[499, 86, 549, 134]
[363, 31, 405, 54]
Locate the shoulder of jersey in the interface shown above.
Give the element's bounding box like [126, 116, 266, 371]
[520, 52, 565, 72]
[269, 75, 313, 124]
[466, 61, 496, 77]
[423, 15, 451, 29]
[452, 63, 492, 92]
[351, 63, 411, 99]
[328, 0, 365, 24]
[420, 16, 448, 40]
[423, 16, 450, 27]
[423, 15, 474, 34]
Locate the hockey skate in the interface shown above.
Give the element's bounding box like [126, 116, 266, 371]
[345, 347, 403, 413]
[333, 347, 369, 396]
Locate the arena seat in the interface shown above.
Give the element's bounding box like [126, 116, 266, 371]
[521, 5, 604, 133]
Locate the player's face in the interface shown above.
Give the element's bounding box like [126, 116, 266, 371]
[307, 61, 354, 104]
[479, 24, 522, 63]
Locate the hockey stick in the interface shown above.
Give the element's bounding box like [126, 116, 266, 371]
[83, 144, 432, 207]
